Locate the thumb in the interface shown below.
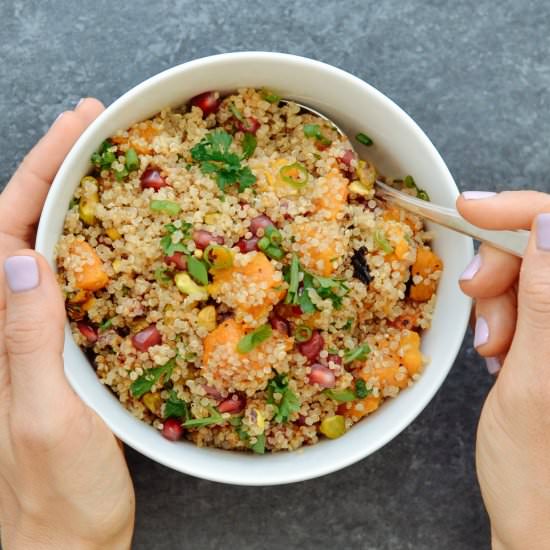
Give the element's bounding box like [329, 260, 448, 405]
[508, 213, 550, 376]
[3, 251, 69, 411]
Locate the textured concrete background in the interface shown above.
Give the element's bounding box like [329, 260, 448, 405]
[2, 0, 549, 548]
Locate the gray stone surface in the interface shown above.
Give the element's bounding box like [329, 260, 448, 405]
[1, 0, 548, 548]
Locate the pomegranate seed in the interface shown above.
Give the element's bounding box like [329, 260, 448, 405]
[203, 385, 222, 400]
[275, 303, 303, 318]
[164, 252, 187, 270]
[269, 314, 290, 336]
[295, 414, 307, 426]
[140, 167, 168, 190]
[249, 214, 275, 236]
[132, 324, 162, 352]
[327, 354, 342, 366]
[297, 330, 324, 362]
[236, 236, 260, 253]
[218, 395, 246, 414]
[190, 91, 220, 116]
[193, 229, 225, 250]
[339, 150, 355, 167]
[309, 364, 336, 388]
[162, 418, 183, 441]
[236, 116, 261, 134]
[77, 322, 98, 343]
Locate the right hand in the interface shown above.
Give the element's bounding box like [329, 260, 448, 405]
[0, 100, 135, 549]
[457, 191, 550, 549]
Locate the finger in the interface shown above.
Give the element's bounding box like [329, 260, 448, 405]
[459, 244, 521, 299]
[457, 190, 550, 230]
[0, 98, 105, 241]
[507, 213, 550, 380]
[473, 290, 517, 360]
[2, 250, 69, 410]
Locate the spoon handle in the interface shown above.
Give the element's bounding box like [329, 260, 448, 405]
[375, 181, 529, 258]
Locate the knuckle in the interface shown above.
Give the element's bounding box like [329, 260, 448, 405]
[519, 274, 550, 318]
[4, 316, 48, 357]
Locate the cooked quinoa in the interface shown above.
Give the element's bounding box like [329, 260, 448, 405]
[56, 88, 443, 453]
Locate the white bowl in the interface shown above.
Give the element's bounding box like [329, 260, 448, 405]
[36, 52, 472, 486]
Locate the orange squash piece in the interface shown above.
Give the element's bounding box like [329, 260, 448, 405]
[70, 241, 109, 291]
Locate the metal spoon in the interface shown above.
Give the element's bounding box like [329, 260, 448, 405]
[286, 100, 529, 258]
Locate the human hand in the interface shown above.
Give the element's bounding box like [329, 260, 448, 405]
[0, 100, 135, 549]
[457, 190, 550, 549]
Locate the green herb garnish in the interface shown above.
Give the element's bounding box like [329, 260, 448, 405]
[229, 102, 244, 122]
[343, 343, 371, 364]
[91, 140, 116, 170]
[182, 406, 223, 428]
[69, 197, 79, 209]
[131, 359, 175, 398]
[303, 124, 332, 147]
[404, 175, 430, 201]
[356, 132, 373, 146]
[186, 255, 209, 285]
[154, 265, 172, 285]
[164, 390, 189, 420]
[99, 318, 113, 331]
[237, 324, 272, 354]
[267, 374, 300, 423]
[342, 318, 354, 331]
[374, 229, 394, 254]
[125, 148, 140, 171]
[257, 225, 284, 260]
[261, 88, 281, 103]
[241, 132, 257, 159]
[160, 222, 192, 256]
[355, 379, 371, 399]
[190, 129, 257, 193]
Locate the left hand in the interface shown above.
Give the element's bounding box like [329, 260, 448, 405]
[0, 99, 135, 549]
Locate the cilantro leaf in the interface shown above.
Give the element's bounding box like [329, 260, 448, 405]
[241, 133, 257, 159]
[164, 390, 189, 420]
[237, 324, 272, 354]
[131, 359, 175, 398]
[343, 343, 371, 364]
[267, 374, 300, 423]
[190, 130, 257, 194]
[355, 379, 371, 399]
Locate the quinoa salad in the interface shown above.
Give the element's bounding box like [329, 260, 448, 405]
[56, 88, 443, 453]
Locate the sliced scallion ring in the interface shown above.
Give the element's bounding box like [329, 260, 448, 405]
[294, 325, 313, 343]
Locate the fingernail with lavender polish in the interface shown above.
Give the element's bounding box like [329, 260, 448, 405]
[474, 316, 489, 348]
[462, 191, 497, 200]
[460, 254, 482, 281]
[536, 213, 550, 251]
[485, 357, 501, 375]
[4, 256, 40, 293]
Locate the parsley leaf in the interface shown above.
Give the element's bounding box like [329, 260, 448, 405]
[182, 406, 223, 428]
[190, 130, 257, 194]
[164, 390, 189, 420]
[267, 374, 300, 423]
[343, 343, 371, 364]
[131, 359, 175, 398]
[284, 254, 349, 312]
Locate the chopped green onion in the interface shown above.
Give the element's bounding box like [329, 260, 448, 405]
[69, 197, 79, 209]
[374, 229, 393, 254]
[251, 432, 266, 454]
[355, 379, 371, 398]
[229, 102, 244, 122]
[258, 236, 271, 251]
[279, 162, 309, 189]
[285, 254, 301, 304]
[237, 324, 272, 354]
[343, 343, 371, 364]
[264, 245, 284, 260]
[265, 225, 282, 245]
[324, 388, 356, 402]
[203, 244, 233, 270]
[356, 132, 373, 146]
[186, 255, 209, 285]
[303, 124, 332, 146]
[261, 88, 281, 103]
[99, 318, 113, 331]
[182, 406, 223, 428]
[404, 175, 416, 188]
[150, 200, 182, 216]
[294, 325, 313, 343]
[125, 148, 139, 171]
